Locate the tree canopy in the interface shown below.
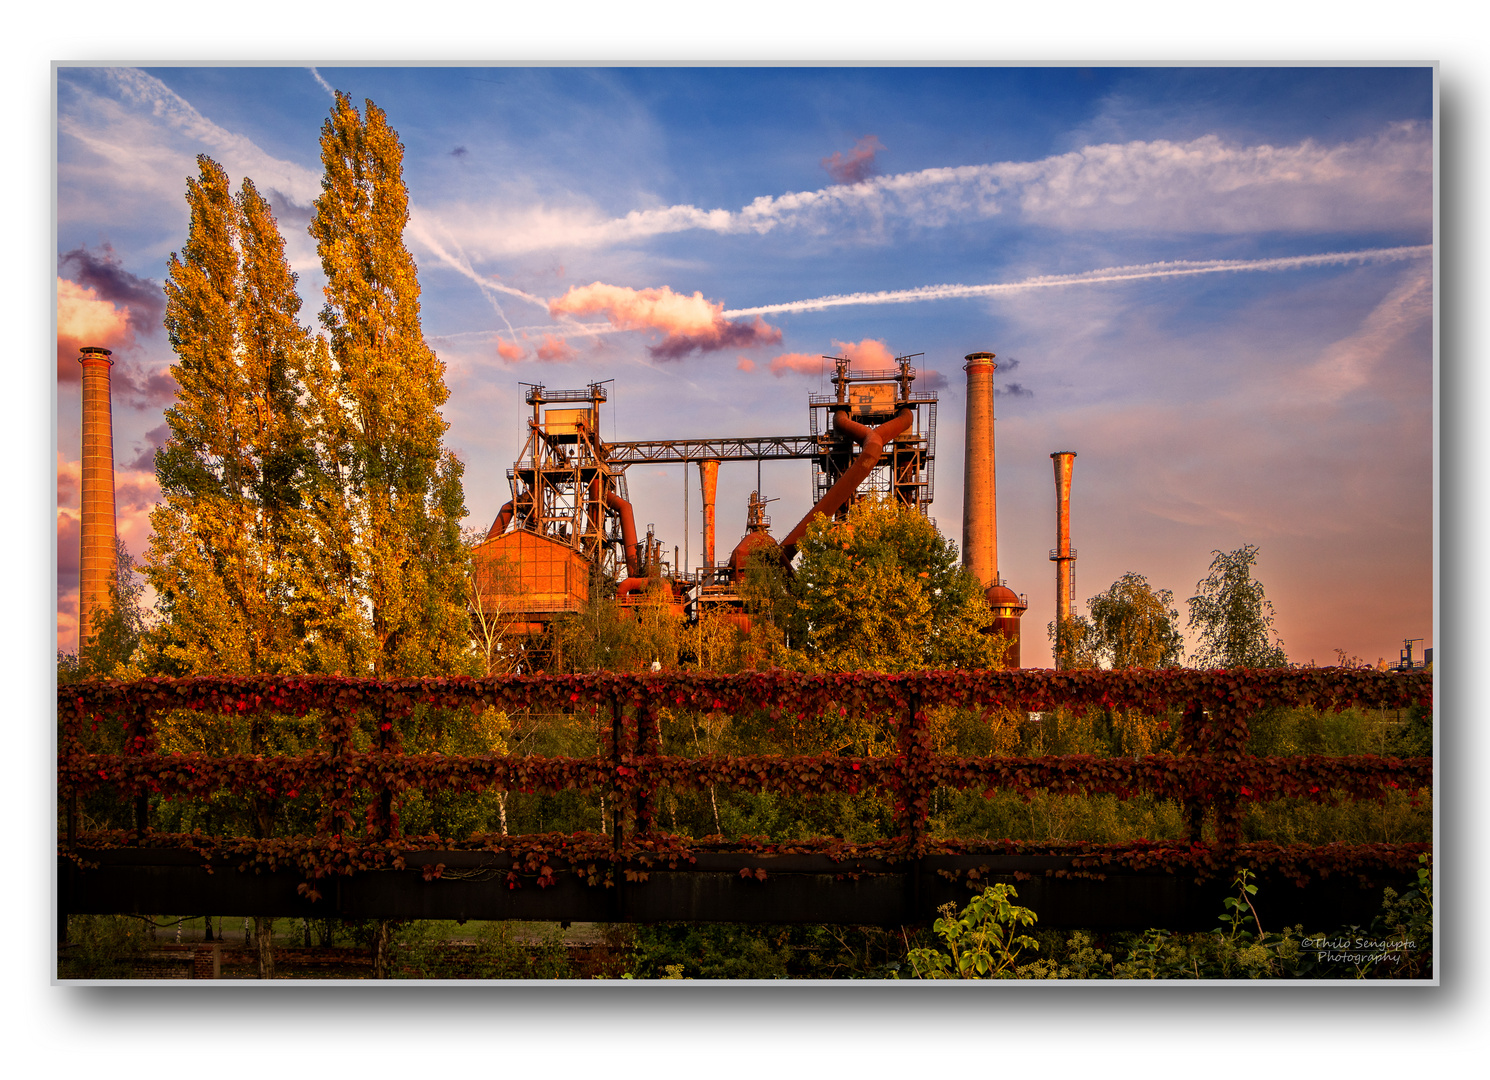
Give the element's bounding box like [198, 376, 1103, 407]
[145, 157, 325, 676]
[1187, 544, 1288, 668]
[308, 92, 473, 678]
[1050, 571, 1183, 670]
[790, 497, 1008, 672]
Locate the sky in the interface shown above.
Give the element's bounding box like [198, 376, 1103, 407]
[54, 65, 1435, 668]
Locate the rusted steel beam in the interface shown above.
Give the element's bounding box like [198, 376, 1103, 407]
[604, 436, 820, 464]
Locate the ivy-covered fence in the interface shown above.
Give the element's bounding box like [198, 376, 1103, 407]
[58, 669, 1432, 926]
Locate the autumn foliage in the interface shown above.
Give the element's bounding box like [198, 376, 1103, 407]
[60, 668, 1431, 891]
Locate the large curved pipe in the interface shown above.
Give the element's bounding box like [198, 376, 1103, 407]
[779, 406, 915, 561]
[616, 576, 650, 599]
[486, 500, 515, 540]
[831, 408, 874, 446]
[601, 484, 642, 577]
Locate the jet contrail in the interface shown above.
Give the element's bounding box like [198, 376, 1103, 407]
[308, 68, 337, 99]
[722, 245, 1432, 318]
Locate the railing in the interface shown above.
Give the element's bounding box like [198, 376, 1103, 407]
[59, 669, 1431, 898]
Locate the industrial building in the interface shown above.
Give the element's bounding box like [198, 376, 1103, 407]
[470, 350, 1032, 671]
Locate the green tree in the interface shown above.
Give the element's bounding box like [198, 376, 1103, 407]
[308, 92, 473, 679]
[61, 539, 150, 683]
[146, 157, 323, 676]
[791, 497, 1006, 672]
[1187, 545, 1288, 668]
[1080, 571, 1184, 669]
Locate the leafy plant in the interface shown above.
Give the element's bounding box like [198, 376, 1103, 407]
[906, 882, 1039, 979]
[58, 914, 148, 979]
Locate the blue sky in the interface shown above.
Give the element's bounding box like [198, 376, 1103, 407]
[55, 65, 1434, 666]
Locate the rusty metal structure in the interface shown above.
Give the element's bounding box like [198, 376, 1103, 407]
[77, 345, 117, 651]
[961, 352, 1025, 667]
[469, 383, 638, 670]
[474, 356, 940, 664]
[806, 353, 936, 514]
[1050, 450, 1078, 667]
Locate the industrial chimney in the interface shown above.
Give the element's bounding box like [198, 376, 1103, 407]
[1050, 451, 1078, 668]
[962, 351, 1025, 667]
[698, 459, 719, 568]
[962, 352, 998, 586]
[77, 345, 117, 651]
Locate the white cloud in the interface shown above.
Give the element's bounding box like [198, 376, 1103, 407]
[58, 68, 323, 220]
[415, 122, 1430, 260]
[1299, 263, 1433, 404]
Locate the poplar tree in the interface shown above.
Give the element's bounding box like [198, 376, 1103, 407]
[308, 92, 472, 678]
[147, 155, 325, 979]
[147, 157, 323, 676]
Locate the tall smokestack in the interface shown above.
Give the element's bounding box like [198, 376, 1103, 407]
[699, 459, 719, 568]
[963, 351, 1025, 668]
[1050, 451, 1077, 668]
[78, 346, 117, 651]
[961, 352, 998, 587]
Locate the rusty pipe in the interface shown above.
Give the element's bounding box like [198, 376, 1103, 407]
[603, 485, 642, 577]
[831, 407, 874, 445]
[617, 576, 650, 599]
[779, 406, 915, 561]
[699, 459, 719, 568]
[486, 500, 515, 540]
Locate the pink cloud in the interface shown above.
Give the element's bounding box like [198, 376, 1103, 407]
[736, 356, 756, 372]
[822, 135, 884, 185]
[57, 508, 80, 583]
[58, 455, 81, 509]
[832, 338, 896, 368]
[535, 334, 576, 363]
[548, 281, 781, 360]
[57, 277, 131, 382]
[496, 338, 526, 362]
[770, 338, 902, 378]
[769, 352, 826, 378]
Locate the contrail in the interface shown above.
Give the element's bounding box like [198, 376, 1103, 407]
[308, 68, 337, 99]
[722, 246, 1432, 317]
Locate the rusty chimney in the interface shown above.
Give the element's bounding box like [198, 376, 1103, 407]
[1050, 451, 1077, 667]
[78, 346, 117, 651]
[962, 352, 998, 587]
[963, 351, 1025, 668]
[698, 459, 720, 568]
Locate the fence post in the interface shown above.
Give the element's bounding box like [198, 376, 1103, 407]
[1212, 702, 1250, 848]
[130, 705, 150, 843]
[898, 689, 928, 919]
[1181, 702, 1207, 842]
[633, 684, 656, 837]
[609, 692, 626, 853]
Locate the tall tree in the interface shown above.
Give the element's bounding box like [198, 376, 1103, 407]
[308, 92, 473, 678]
[146, 158, 324, 978]
[1187, 545, 1288, 668]
[792, 497, 1005, 673]
[146, 157, 321, 676]
[1084, 572, 1184, 669]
